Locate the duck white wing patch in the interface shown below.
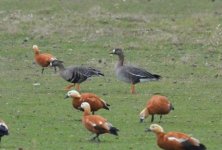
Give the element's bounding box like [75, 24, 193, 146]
[50, 57, 57, 61]
[86, 119, 96, 127]
[99, 121, 103, 125]
[190, 137, 200, 146]
[168, 136, 188, 143]
[104, 122, 113, 128]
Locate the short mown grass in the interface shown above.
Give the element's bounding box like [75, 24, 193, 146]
[0, 0, 222, 149]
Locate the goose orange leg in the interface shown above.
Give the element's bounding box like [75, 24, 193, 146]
[130, 84, 136, 94]
[65, 84, 75, 91]
[76, 84, 80, 91]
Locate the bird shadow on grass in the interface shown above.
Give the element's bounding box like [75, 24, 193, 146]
[73, 119, 82, 122]
[0, 145, 17, 150]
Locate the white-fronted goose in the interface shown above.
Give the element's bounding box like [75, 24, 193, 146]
[50, 60, 104, 91]
[110, 48, 161, 94]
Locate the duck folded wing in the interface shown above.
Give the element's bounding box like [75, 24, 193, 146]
[181, 140, 207, 150]
[167, 135, 206, 150]
[83, 94, 100, 104]
[93, 124, 109, 133]
[92, 120, 118, 135]
[167, 136, 188, 143]
[85, 116, 108, 130]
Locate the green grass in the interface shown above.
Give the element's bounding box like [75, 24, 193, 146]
[0, 0, 222, 149]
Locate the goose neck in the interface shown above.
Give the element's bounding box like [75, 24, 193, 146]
[57, 63, 65, 71]
[117, 54, 124, 66]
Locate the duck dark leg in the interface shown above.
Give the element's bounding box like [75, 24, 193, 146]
[90, 136, 96, 141]
[90, 134, 100, 142]
[95, 134, 100, 142]
[54, 66, 57, 73]
[41, 68, 44, 74]
[130, 84, 136, 94]
[151, 115, 154, 122]
[159, 115, 162, 123]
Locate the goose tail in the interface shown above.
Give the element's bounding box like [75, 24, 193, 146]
[152, 74, 161, 80]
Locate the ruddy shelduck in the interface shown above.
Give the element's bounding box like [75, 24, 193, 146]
[80, 102, 119, 142]
[50, 60, 104, 91]
[139, 95, 174, 122]
[0, 119, 9, 143]
[33, 45, 58, 74]
[65, 90, 110, 114]
[146, 124, 207, 150]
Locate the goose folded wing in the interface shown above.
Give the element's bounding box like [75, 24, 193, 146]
[124, 66, 157, 79]
[77, 67, 103, 77]
[64, 67, 88, 82]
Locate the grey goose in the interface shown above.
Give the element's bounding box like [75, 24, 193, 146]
[110, 48, 161, 94]
[50, 60, 104, 91]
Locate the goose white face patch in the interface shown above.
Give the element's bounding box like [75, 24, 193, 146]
[113, 49, 116, 53]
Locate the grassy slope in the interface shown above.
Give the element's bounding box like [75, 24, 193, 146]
[0, 0, 222, 149]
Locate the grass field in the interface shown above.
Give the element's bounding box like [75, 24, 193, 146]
[0, 0, 222, 149]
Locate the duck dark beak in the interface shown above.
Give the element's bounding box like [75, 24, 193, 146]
[109, 49, 116, 54]
[64, 95, 69, 99]
[145, 128, 151, 132]
[140, 118, 144, 123]
[78, 107, 84, 111]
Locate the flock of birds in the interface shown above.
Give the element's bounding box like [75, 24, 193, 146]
[0, 45, 207, 150]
